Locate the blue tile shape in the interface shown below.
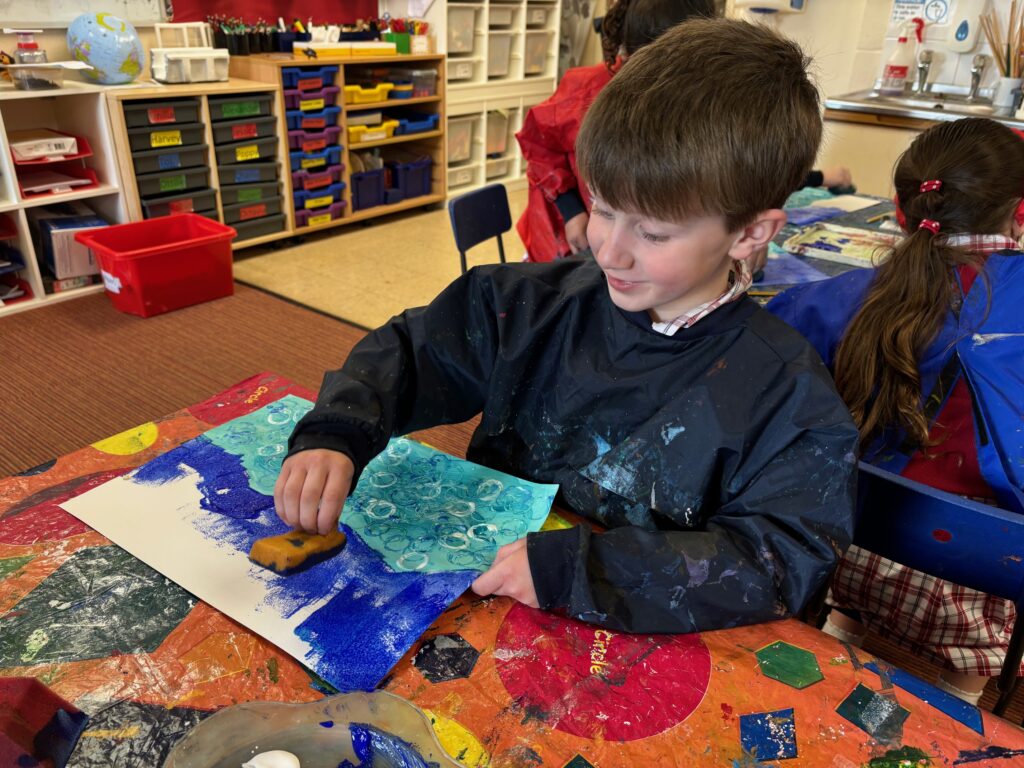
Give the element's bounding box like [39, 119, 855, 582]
[864, 662, 984, 736]
[739, 708, 797, 761]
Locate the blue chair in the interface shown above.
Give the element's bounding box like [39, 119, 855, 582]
[854, 461, 1024, 717]
[448, 184, 511, 275]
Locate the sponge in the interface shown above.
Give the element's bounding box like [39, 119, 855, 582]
[248, 529, 347, 574]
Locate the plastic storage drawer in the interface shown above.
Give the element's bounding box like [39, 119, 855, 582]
[486, 157, 511, 178]
[449, 60, 474, 81]
[281, 65, 338, 90]
[348, 120, 400, 145]
[351, 168, 386, 210]
[448, 165, 475, 188]
[295, 202, 346, 227]
[448, 117, 475, 163]
[286, 106, 341, 131]
[526, 5, 550, 27]
[489, 7, 514, 26]
[524, 30, 552, 75]
[211, 116, 278, 144]
[448, 6, 477, 54]
[287, 126, 342, 152]
[291, 165, 343, 192]
[73, 214, 235, 318]
[214, 137, 278, 166]
[343, 83, 395, 104]
[219, 181, 281, 205]
[390, 83, 414, 99]
[234, 213, 287, 241]
[135, 167, 210, 197]
[123, 98, 201, 127]
[387, 68, 437, 97]
[389, 156, 432, 199]
[140, 188, 218, 218]
[294, 182, 345, 210]
[222, 195, 283, 224]
[289, 146, 343, 172]
[488, 32, 514, 78]
[486, 111, 510, 156]
[208, 92, 273, 121]
[219, 162, 279, 184]
[131, 144, 209, 174]
[395, 113, 440, 135]
[127, 121, 205, 151]
[284, 86, 341, 111]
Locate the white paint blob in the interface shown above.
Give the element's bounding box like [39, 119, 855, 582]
[242, 750, 301, 768]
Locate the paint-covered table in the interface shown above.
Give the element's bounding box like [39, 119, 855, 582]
[2, 373, 1023, 767]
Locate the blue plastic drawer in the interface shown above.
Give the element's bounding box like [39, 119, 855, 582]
[289, 145, 343, 172]
[395, 113, 440, 135]
[281, 65, 338, 90]
[293, 182, 346, 210]
[286, 106, 341, 131]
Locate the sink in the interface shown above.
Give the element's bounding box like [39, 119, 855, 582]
[826, 88, 1013, 122]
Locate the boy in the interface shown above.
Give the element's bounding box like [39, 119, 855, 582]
[276, 18, 858, 634]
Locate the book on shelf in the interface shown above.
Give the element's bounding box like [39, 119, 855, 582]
[18, 170, 95, 196]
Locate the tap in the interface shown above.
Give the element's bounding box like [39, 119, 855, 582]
[968, 54, 989, 101]
[916, 49, 933, 93]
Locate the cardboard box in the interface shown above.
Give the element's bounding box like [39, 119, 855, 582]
[28, 203, 107, 280]
[9, 129, 78, 161]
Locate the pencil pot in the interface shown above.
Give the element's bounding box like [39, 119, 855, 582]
[993, 76, 1022, 109]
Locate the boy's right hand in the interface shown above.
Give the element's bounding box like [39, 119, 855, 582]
[564, 212, 590, 254]
[274, 449, 355, 535]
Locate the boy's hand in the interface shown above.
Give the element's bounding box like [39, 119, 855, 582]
[471, 538, 539, 608]
[274, 449, 354, 535]
[821, 165, 853, 189]
[564, 212, 591, 254]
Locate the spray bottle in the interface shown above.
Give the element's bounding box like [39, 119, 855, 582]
[3, 28, 47, 65]
[879, 17, 924, 96]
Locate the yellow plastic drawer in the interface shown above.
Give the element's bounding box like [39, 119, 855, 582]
[344, 83, 396, 104]
[347, 120, 400, 144]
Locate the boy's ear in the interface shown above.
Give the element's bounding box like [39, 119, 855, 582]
[727, 209, 788, 262]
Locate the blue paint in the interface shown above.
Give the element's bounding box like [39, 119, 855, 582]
[739, 708, 797, 761]
[34, 707, 90, 767]
[954, 746, 1024, 764]
[761, 249, 830, 286]
[340, 723, 439, 768]
[864, 662, 984, 735]
[320, 720, 334, 728]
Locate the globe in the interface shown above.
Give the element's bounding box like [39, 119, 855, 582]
[67, 13, 144, 85]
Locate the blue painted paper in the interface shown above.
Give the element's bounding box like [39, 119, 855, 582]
[864, 661, 984, 736]
[738, 708, 797, 761]
[123, 395, 557, 692]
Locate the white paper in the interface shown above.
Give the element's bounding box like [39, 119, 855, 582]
[808, 194, 883, 212]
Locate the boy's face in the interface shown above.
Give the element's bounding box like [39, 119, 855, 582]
[587, 199, 752, 323]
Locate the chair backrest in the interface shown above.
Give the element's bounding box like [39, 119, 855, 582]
[448, 183, 512, 258]
[854, 461, 1024, 605]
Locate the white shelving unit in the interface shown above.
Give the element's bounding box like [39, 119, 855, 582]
[381, 0, 561, 194]
[0, 83, 128, 317]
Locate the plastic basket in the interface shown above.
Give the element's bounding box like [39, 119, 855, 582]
[75, 214, 236, 318]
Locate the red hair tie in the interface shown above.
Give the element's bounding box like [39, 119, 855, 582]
[920, 179, 943, 192]
[919, 218, 941, 233]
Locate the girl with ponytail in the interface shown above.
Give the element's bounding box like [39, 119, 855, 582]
[769, 117, 1024, 704]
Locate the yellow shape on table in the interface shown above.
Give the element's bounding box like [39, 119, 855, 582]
[540, 512, 572, 532]
[91, 422, 159, 455]
[425, 709, 491, 768]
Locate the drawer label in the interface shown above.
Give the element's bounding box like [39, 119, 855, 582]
[309, 213, 332, 225]
[222, 101, 260, 117]
[168, 198, 195, 213]
[147, 107, 176, 124]
[159, 174, 187, 192]
[302, 117, 327, 129]
[235, 144, 261, 162]
[232, 122, 258, 140]
[297, 76, 322, 91]
[300, 98, 325, 111]
[240, 203, 267, 220]
[301, 157, 326, 169]
[304, 174, 330, 190]
[151, 130, 182, 148]
[234, 168, 260, 183]
[237, 188, 263, 203]
[302, 137, 327, 153]
[306, 194, 333, 209]
[157, 152, 182, 170]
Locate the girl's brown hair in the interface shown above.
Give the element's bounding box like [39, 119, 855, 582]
[600, 0, 715, 71]
[834, 118, 1024, 450]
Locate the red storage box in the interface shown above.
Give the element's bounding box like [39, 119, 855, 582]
[74, 214, 236, 318]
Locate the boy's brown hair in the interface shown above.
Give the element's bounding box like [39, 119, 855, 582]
[577, 17, 822, 231]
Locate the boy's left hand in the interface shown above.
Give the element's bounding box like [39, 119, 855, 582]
[471, 538, 539, 608]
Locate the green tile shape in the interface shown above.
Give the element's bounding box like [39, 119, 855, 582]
[755, 640, 824, 689]
[836, 683, 910, 743]
[0, 555, 33, 580]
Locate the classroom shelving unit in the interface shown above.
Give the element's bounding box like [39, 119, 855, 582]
[379, 0, 561, 195]
[106, 79, 293, 252]
[0, 82, 129, 317]
[229, 54, 446, 235]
